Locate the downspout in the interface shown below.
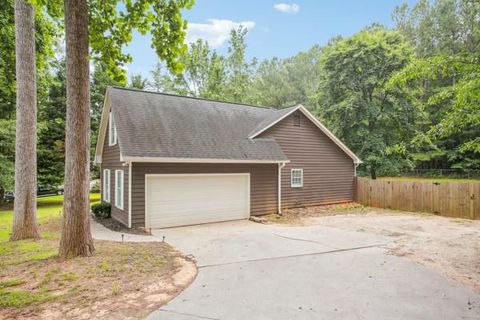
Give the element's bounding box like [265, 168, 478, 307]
[128, 161, 132, 228]
[354, 162, 360, 177]
[278, 162, 286, 214]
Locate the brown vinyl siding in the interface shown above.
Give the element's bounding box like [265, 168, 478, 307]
[260, 110, 354, 208]
[131, 163, 278, 227]
[100, 119, 129, 226]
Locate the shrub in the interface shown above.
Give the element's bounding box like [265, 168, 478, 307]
[91, 202, 111, 220]
[90, 179, 100, 192]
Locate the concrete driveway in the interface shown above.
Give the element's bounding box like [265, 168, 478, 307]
[147, 220, 479, 320]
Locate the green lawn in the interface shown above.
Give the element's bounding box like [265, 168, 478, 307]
[0, 193, 100, 242]
[378, 176, 480, 183]
[0, 193, 100, 307]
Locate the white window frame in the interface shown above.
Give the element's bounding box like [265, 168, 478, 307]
[115, 169, 124, 210]
[103, 169, 110, 203]
[291, 169, 303, 188]
[108, 112, 117, 146]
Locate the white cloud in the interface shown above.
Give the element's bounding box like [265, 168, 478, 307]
[273, 3, 300, 14]
[187, 19, 256, 48]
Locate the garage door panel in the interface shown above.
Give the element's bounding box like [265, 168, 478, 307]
[146, 174, 250, 228]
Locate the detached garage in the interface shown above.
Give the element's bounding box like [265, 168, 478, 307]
[145, 174, 250, 228]
[95, 87, 362, 229]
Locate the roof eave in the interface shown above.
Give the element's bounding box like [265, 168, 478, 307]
[120, 156, 290, 164]
[94, 89, 111, 164]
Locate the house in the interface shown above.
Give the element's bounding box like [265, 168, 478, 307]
[95, 87, 362, 228]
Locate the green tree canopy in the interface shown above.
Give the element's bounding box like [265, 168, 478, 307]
[316, 26, 416, 177]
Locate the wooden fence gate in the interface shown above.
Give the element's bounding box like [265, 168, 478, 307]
[355, 177, 479, 219]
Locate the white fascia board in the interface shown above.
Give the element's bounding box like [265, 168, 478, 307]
[121, 156, 290, 164]
[94, 91, 111, 164]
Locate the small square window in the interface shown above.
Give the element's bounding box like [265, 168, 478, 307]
[293, 114, 301, 126]
[291, 169, 303, 188]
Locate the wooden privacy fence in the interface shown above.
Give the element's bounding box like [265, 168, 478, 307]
[355, 177, 479, 220]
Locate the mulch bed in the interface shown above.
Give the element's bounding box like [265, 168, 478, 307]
[95, 217, 150, 235]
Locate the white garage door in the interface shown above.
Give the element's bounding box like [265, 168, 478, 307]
[145, 173, 250, 228]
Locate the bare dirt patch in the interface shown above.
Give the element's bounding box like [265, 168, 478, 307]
[0, 214, 197, 320]
[266, 203, 480, 292]
[0, 241, 196, 320]
[263, 202, 370, 225]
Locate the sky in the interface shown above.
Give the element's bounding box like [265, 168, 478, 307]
[124, 0, 417, 79]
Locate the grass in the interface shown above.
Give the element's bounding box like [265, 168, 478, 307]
[378, 176, 480, 183]
[0, 193, 190, 318]
[0, 288, 54, 307]
[0, 193, 101, 267]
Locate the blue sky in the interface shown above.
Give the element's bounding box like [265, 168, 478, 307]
[124, 0, 417, 79]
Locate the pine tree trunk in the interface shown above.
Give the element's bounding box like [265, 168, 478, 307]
[10, 0, 40, 241]
[59, 0, 94, 258]
[0, 187, 5, 207]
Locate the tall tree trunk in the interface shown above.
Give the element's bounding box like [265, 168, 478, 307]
[10, 0, 40, 241]
[59, 0, 94, 258]
[0, 187, 5, 208]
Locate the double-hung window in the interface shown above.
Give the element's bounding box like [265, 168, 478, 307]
[103, 169, 110, 202]
[291, 169, 303, 188]
[115, 170, 124, 210]
[108, 112, 117, 146]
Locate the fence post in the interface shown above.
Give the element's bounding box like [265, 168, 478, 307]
[470, 182, 475, 220]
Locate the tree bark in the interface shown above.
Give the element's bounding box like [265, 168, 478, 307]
[0, 187, 5, 207]
[10, 0, 40, 241]
[59, 0, 94, 258]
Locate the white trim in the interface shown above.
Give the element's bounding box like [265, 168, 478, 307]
[246, 174, 251, 219]
[145, 173, 251, 177]
[145, 175, 148, 228]
[278, 162, 286, 213]
[291, 168, 303, 188]
[122, 156, 290, 164]
[103, 169, 110, 203]
[95, 88, 110, 164]
[128, 162, 132, 228]
[144, 173, 251, 229]
[94, 91, 111, 164]
[115, 169, 124, 210]
[249, 105, 362, 164]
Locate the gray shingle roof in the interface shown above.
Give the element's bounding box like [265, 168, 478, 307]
[107, 87, 290, 161]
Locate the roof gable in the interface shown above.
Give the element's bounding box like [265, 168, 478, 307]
[249, 105, 362, 164]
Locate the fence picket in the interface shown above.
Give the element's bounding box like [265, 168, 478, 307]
[354, 177, 480, 220]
